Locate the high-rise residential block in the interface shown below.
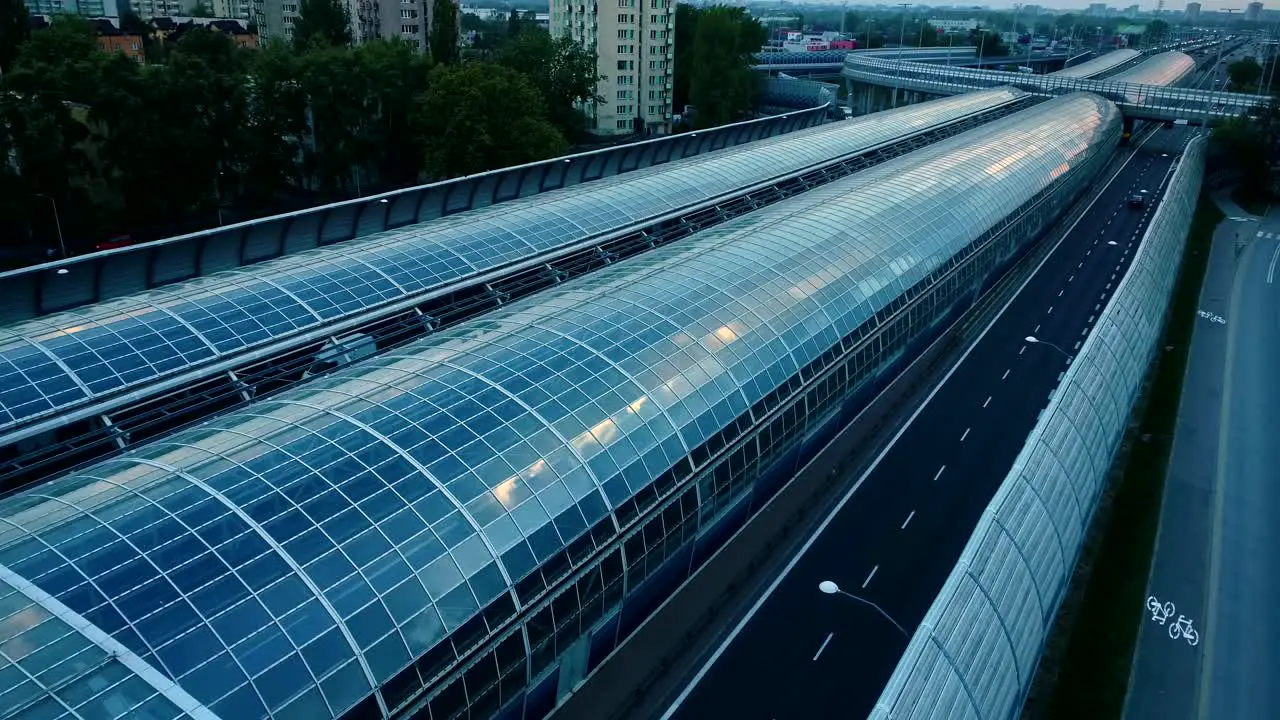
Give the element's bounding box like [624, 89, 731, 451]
[1245, 1, 1263, 22]
[1185, 2, 1200, 22]
[551, 0, 674, 137]
[23, 0, 120, 17]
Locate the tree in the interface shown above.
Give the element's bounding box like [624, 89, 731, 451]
[1146, 18, 1168, 44]
[430, 0, 458, 64]
[686, 7, 763, 129]
[506, 8, 522, 38]
[672, 3, 698, 112]
[415, 63, 567, 178]
[971, 28, 1009, 57]
[498, 32, 601, 141]
[1228, 58, 1262, 91]
[293, 0, 352, 48]
[355, 39, 433, 187]
[0, 0, 30, 75]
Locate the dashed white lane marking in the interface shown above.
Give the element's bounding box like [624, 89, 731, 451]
[934, 465, 946, 481]
[863, 565, 879, 588]
[1034, 324, 1040, 333]
[1020, 345, 1027, 355]
[1074, 340, 1082, 350]
[813, 632, 835, 662]
[1047, 305, 1054, 315]
[983, 396, 991, 408]
[960, 427, 971, 442]
[1068, 274, 1074, 282]
[1058, 289, 1064, 297]
[1002, 368, 1011, 380]
[901, 511, 916, 530]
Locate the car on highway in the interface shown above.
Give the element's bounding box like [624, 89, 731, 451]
[1128, 193, 1146, 208]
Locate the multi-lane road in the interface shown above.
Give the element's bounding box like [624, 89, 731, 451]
[657, 131, 1187, 720]
[1126, 202, 1280, 720]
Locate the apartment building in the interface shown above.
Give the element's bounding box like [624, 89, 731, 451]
[126, 0, 187, 20]
[22, 0, 120, 18]
[551, 0, 674, 136]
[252, 0, 450, 50]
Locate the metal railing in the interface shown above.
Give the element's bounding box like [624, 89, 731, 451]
[843, 55, 1263, 121]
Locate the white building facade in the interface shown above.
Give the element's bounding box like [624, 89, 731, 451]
[551, 0, 674, 137]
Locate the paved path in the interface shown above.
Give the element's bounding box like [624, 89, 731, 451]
[1125, 207, 1280, 720]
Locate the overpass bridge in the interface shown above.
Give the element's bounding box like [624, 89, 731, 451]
[842, 51, 1262, 124]
[752, 37, 1217, 75]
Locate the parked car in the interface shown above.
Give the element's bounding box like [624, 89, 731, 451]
[1127, 194, 1146, 208]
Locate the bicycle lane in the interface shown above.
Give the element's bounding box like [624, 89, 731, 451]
[1122, 214, 1241, 720]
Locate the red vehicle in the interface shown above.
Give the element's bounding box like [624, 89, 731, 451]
[94, 234, 134, 251]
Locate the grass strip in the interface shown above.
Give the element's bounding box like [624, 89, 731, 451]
[1040, 191, 1225, 720]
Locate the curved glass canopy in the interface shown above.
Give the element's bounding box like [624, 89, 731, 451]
[0, 93, 1120, 720]
[1108, 50, 1195, 86]
[0, 89, 1024, 436]
[1052, 49, 1139, 78]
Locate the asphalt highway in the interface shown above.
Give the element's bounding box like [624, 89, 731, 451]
[657, 131, 1183, 720]
[1127, 206, 1280, 720]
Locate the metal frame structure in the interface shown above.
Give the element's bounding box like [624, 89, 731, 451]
[0, 106, 834, 327]
[0, 91, 1034, 496]
[0, 93, 1120, 720]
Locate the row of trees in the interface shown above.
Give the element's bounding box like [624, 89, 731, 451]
[0, 5, 602, 263]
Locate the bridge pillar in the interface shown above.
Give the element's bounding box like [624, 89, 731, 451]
[845, 78, 854, 115]
[1121, 116, 1134, 144]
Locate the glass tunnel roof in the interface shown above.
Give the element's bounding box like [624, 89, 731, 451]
[1107, 50, 1195, 86]
[1051, 49, 1139, 78]
[0, 88, 1026, 437]
[0, 92, 1120, 720]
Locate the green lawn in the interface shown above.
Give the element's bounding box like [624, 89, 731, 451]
[1040, 192, 1224, 720]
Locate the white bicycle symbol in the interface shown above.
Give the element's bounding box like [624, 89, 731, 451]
[1146, 595, 1199, 647]
[1169, 615, 1200, 646]
[1197, 310, 1226, 325]
[1146, 595, 1175, 624]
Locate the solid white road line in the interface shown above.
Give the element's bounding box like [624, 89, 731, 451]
[657, 140, 1153, 719]
[901, 511, 915, 530]
[812, 633, 834, 662]
[1268, 241, 1280, 285]
[862, 565, 879, 588]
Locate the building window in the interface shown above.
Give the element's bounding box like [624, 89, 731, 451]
[616, 44, 634, 55]
[616, 89, 632, 100]
[616, 29, 633, 39]
[649, 104, 659, 115]
[617, 74, 633, 85]
[616, 59, 633, 70]
[649, 0, 665, 7]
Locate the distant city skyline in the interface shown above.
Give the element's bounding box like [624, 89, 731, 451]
[762, 0, 1275, 12]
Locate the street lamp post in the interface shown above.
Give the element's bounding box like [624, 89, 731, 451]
[818, 581, 911, 638]
[893, 3, 912, 109]
[34, 194, 66, 260]
[1025, 335, 1072, 361]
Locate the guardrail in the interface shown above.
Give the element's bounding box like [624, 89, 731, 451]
[0, 103, 831, 325]
[868, 134, 1206, 720]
